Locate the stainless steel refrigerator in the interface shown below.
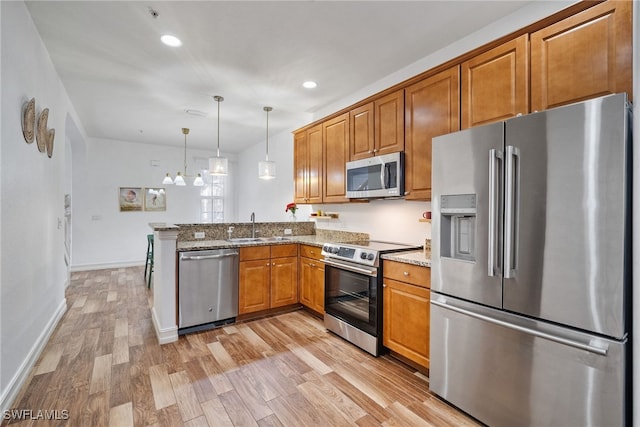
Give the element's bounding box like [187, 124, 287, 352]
[430, 93, 631, 426]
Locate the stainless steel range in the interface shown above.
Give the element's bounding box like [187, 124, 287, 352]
[321, 240, 419, 356]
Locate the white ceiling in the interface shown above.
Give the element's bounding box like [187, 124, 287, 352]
[25, 1, 534, 153]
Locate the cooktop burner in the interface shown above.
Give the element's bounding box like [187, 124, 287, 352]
[321, 240, 419, 267]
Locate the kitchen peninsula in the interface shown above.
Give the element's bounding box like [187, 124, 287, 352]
[149, 221, 369, 344]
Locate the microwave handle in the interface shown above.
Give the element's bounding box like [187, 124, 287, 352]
[381, 163, 391, 189]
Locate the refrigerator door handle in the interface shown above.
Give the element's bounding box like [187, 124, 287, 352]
[488, 149, 502, 277]
[504, 145, 519, 279]
[431, 299, 609, 356]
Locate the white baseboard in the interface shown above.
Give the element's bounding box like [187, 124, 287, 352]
[70, 260, 144, 272]
[0, 299, 67, 414]
[151, 307, 178, 345]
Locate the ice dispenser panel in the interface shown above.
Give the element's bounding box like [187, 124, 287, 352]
[440, 194, 477, 262]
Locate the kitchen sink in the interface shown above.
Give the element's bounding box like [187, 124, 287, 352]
[227, 236, 292, 243]
[227, 237, 261, 243]
[259, 236, 292, 242]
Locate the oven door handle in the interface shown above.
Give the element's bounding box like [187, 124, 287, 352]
[323, 258, 378, 277]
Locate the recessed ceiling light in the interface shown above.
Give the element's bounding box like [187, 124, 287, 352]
[161, 35, 182, 47]
[302, 81, 318, 89]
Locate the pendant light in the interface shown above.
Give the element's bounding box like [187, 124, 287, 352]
[209, 95, 228, 176]
[258, 106, 276, 180]
[162, 128, 204, 186]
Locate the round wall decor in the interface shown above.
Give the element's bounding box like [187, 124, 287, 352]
[36, 108, 49, 153]
[22, 98, 35, 144]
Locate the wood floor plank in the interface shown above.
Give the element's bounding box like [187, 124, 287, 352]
[168, 370, 204, 422]
[200, 398, 234, 427]
[34, 343, 64, 375]
[206, 341, 238, 372]
[112, 336, 130, 365]
[285, 344, 332, 375]
[218, 390, 260, 427]
[109, 402, 134, 427]
[149, 364, 177, 410]
[6, 266, 479, 427]
[109, 362, 131, 408]
[89, 353, 112, 394]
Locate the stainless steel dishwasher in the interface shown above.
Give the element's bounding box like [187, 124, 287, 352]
[178, 248, 239, 334]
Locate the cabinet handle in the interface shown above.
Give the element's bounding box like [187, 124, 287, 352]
[272, 262, 276, 266]
[310, 263, 315, 267]
[373, 148, 378, 153]
[403, 271, 409, 276]
[368, 150, 373, 154]
[383, 283, 387, 287]
[266, 263, 270, 267]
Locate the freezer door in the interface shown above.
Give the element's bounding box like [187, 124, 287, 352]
[430, 294, 628, 427]
[432, 122, 503, 308]
[503, 93, 630, 339]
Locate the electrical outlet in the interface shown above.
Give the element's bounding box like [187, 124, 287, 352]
[194, 232, 205, 239]
[283, 228, 292, 235]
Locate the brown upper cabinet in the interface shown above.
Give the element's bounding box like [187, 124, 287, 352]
[404, 67, 460, 201]
[462, 34, 529, 129]
[531, 0, 632, 111]
[323, 113, 350, 203]
[293, 124, 323, 204]
[350, 89, 404, 160]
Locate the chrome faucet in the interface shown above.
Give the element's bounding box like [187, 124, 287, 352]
[250, 212, 256, 238]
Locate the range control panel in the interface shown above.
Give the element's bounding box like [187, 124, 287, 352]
[321, 243, 377, 266]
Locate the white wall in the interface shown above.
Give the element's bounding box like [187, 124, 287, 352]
[236, 129, 301, 223]
[71, 137, 236, 269]
[0, 1, 79, 411]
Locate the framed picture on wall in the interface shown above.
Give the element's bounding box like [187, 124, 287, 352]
[144, 187, 166, 211]
[119, 187, 143, 212]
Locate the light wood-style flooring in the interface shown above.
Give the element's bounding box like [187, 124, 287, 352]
[4, 267, 479, 426]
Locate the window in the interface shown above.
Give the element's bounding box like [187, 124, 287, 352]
[200, 172, 225, 222]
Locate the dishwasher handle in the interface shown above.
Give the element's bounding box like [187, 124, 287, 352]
[181, 252, 239, 261]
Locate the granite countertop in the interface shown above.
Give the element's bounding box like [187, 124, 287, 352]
[176, 234, 335, 251]
[382, 250, 431, 268]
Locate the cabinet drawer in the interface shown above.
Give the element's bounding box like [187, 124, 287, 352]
[383, 260, 430, 288]
[300, 244, 323, 260]
[271, 244, 298, 258]
[240, 246, 270, 261]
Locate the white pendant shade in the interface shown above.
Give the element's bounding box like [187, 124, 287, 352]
[209, 157, 228, 176]
[258, 106, 276, 180]
[174, 172, 186, 186]
[258, 160, 276, 180]
[162, 173, 174, 184]
[208, 95, 228, 176]
[193, 173, 204, 186]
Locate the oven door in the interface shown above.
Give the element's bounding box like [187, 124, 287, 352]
[324, 259, 379, 336]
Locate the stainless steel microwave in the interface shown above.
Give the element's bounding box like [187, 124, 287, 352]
[345, 152, 404, 199]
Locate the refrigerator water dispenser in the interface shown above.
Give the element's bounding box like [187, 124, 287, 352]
[440, 194, 476, 262]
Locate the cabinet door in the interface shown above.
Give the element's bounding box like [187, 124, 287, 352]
[375, 90, 404, 156]
[383, 278, 430, 368]
[323, 113, 350, 203]
[299, 257, 324, 313]
[531, 0, 632, 111]
[271, 256, 298, 308]
[350, 102, 375, 161]
[306, 124, 323, 204]
[404, 67, 460, 200]
[299, 257, 314, 307]
[311, 262, 325, 314]
[462, 34, 529, 129]
[239, 260, 270, 314]
[293, 130, 308, 204]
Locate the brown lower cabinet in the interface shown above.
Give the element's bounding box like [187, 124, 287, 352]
[298, 244, 325, 315]
[382, 260, 431, 369]
[239, 244, 298, 315]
